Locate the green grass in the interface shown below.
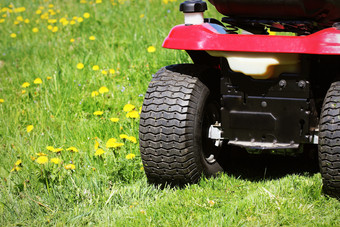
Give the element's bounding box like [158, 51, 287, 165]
[0, 0, 339, 226]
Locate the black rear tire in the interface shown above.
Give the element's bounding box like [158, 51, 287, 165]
[139, 64, 223, 186]
[319, 81, 340, 198]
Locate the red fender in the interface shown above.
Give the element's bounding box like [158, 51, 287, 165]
[163, 23, 340, 55]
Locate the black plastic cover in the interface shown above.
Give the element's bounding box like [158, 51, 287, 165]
[180, 0, 207, 13]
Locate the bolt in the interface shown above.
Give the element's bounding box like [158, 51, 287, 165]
[261, 101, 267, 108]
[298, 80, 306, 88]
[279, 80, 286, 88]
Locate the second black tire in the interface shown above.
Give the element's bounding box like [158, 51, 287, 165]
[319, 81, 340, 198]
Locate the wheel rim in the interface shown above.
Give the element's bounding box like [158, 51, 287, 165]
[202, 101, 220, 164]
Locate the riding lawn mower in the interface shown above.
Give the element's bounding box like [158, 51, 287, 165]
[139, 0, 340, 197]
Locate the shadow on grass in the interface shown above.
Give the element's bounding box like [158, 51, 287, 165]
[221, 145, 319, 181]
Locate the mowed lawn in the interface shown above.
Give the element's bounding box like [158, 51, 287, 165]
[0, 0, 339, 226]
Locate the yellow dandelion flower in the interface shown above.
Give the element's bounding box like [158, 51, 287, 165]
[162, 0, 169, 4]
[147, 46, 156, 53]
[30, 156, 37, 161]
[34, 78, 42, 84]
[109, 68, 115, 74]
[94, 140, 100, 150]
[126, 153, 136, 160]
[72, 16, 78, 20]
[123, 104, 135, 112]
[92, 65, 99, 71]
[62, 20, 69, 26]
[114, 142, 124, 148]
[47, 76, 52, 80]
[48, 4, 54, 8]
[10, 33, 17, 38]
[91, 91, 99, 97]
[53, 148, 63, 153]
[77, 17, 84, 23]
[24, 19, 30, 24]
[48, 19, 57, 24]
[70, 38, 75, 43]
[64, 164, 75, 170]
[93, 111, 104, 116]
[15, 159, 22, 166]
[80, 0, 87, 4]
[22, 82, 30, 88]
[110, 117, 119, 122]
[59, 17, 67, 23]
[101, 70, 107, 75]
[52, 26, 58, 32]
[16, 16, 24, 22]
[0, 99, 4, 103]
[120, 134, 128, 139]
[36, 9, 42, 14]
[50, 158, 61, 164]
[14, 21, 20, 25]
[140, 14, 145, 18]
[128, 136, 137, 143]
[26, 125, 34, 133]
[66, 146, 79, 152]
[77, 63, 84, 69]
[46, 146, 55, 151]
[106, 138, 117, 148]
[83, 12, 90, 18]
[32, 27, 39, 33]
[208, 200, 215, 206]
[95, 148, 105, 156]
[96, 0, 103, 3]
[89, 36, 96, 41]
[126, 110, 139, 119]
[36, 156, 48, 164]
[14, 7, 26, 13]
[0, 19, 5, 23]
[139, 107, 142, 114]
[70, 20, 76, 25]
[47, 25, 53, 30]
[21, 90, 26, 94]
[11, 166, 21, 172]
[36, 152, 47, 156]
[140, 210, 146, 215]
[98, 86, 109, 94]
[41, 13, 49, 20]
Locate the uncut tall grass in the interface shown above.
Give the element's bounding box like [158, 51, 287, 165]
[0, 0, 339, 226]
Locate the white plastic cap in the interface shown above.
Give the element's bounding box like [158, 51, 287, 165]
[184, 12, 204, 25]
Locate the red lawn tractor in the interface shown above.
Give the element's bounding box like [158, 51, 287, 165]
[139, 0, 340, 197]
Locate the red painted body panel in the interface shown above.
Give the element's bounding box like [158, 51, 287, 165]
[162, 23, 340, 55]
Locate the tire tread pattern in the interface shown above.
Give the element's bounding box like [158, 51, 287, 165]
[139, 65, 209, 186]
[319, 81, 340, 197]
